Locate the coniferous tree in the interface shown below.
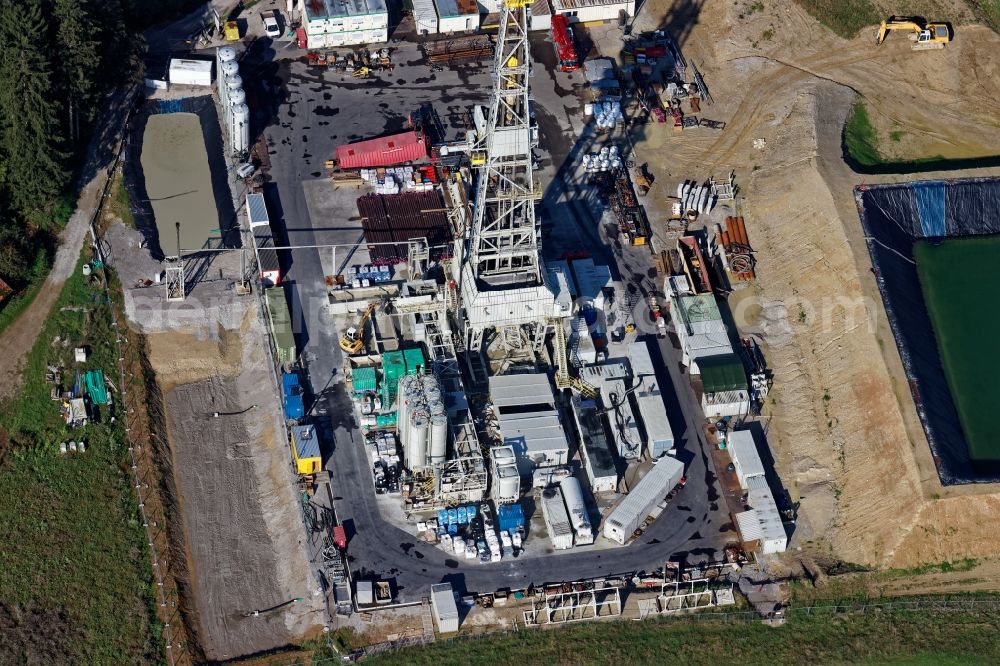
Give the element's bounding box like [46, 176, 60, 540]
[52, 0, 101, 142]
[0, 0, 68, 218]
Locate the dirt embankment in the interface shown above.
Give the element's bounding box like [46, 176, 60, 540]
[143, 304, 326, 661]
[631, 0, 1000, 568]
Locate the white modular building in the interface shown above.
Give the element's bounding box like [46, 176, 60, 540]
[169, 58, 213, 86]
[726, 429, 766, 489]
[489, 374, 569, 476]
[552, 0, 633, 23]
[571, 258, 614, 312]
[571, 398, 618, 493]
[490, 445, 521, 504]
[698, 353, 750, 419]
[540, 486, 575, 550]
[670, 293, 733, 371]
[302, 0, 388, 48]
[435, 0, 480, 33]
[736, 476, 787, 554]
[413, 0, 439, 34]
[628, 341, 675, 459]
[603, 456, 684, 545]
[530, 0, 553, 31]
[430, 583, 460, 633]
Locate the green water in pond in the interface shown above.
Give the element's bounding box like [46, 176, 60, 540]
[915, 235, 1000, 462]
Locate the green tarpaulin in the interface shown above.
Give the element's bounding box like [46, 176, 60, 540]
[352, 366, 378, 393]
[699, 353, 746, 393]
[84, 369, 109, 405]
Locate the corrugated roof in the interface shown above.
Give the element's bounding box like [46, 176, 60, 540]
[292, 425, 321, 460]
[499, 411, 568, 454]
[489, 373, 554, 411]
[737, 476, 786, 551]
[676, 293, 722, 324]
[628, 340, 655, 377]
[727, 430, 765, 480]
[555, 0, 631, 8]
[352, 366, 378, 392]
[304, 0, 388, 20]
[246, 193, 269, 227]
[335, 130, 427, 169]
[606, 456, 684, 526]
[430, 583, 459, 619]
[699, 353, 746, 393]
[435, 0, 478, 16]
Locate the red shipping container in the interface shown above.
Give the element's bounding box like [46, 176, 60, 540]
[296, 27, 307, 49]
[335, 130, 428, 169]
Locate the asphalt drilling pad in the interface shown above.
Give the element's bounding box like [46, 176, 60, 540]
[154, 305, 324, 660]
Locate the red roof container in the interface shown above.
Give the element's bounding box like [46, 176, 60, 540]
[296, 27, 307, 48]
[333, 525, 347, 550]
[335, 130, 429, 169]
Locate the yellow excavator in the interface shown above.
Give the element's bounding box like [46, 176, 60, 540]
[339, 302, 377, 355]
[876, 17, 951, 50]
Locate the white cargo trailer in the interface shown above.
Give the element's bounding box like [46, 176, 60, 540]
[540, 486, 575, 550]
[559, 477, 594, 545]
[604, 456, 684, 544]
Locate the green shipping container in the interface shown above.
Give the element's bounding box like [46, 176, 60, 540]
[403, 347, 426, 375]
[352, 366, 378, 393]
[265, 288, 297, 364]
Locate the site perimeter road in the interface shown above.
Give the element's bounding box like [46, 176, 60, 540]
[0, 88, 134, 402]
[245, 36, 729, 601]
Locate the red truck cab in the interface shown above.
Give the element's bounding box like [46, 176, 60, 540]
[550, 16, 579, 72]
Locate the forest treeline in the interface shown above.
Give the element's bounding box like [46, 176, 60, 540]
[0, 0, 201, 289]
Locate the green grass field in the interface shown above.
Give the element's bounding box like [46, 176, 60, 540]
[0, 248, 160, 663]
[353, 603, 1000, 666]
[916, 236, 1000, 461]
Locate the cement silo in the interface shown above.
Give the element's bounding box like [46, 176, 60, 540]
[428, 413, 448, 464]
[230, 103, 250, 154]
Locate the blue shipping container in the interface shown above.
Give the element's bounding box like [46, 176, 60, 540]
[282, 372, 305, 420]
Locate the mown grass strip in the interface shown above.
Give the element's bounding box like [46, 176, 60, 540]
[0, 245, 160, 664]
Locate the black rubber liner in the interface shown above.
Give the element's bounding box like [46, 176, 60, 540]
[856, 177, 1000, 484]
[123, 95, 240, 261]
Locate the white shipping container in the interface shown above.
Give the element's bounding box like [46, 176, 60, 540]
[540, 487, 575, 550]
[603, 456, 684, 544]
[169, 58, 213, 86]
[635, 387, 674, 459]
[431, 583, 460, 633]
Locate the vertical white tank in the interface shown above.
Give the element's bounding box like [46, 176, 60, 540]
[226, 74, 243, 91]
[229, 87, 247, 107]
[218, 46, 237, 64]
[428, 413, 447, 463]
[231, 103, 250, 153]
[409, 413, 428, 467]
[220, 59, 239, 78]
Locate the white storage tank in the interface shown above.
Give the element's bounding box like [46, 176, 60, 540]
[220, 59, 239, 79]
[218, 46, 237, 64]
[229, 87, 247, 107]
[226, 73, 243, 90]
[429, 413, 448, 463]
[230, 103, 250, 153]
[408, 413, 429, 468]
[559, 477, 594, 545]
